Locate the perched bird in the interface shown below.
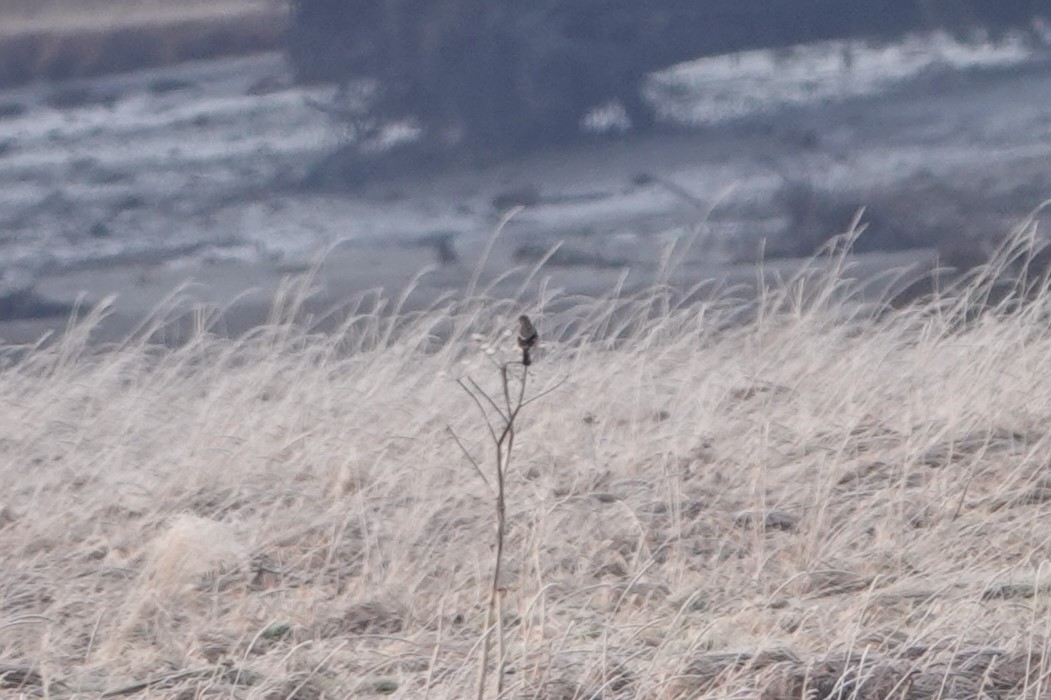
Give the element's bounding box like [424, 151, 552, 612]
[516, 315, 539, 366]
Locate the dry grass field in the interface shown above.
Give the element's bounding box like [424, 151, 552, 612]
[0, 0, 285, 86]
[4, 226, 1051, 699]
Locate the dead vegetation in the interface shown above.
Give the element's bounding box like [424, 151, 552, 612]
[5, 224, 1051, 698]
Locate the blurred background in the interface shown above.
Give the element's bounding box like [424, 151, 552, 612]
[0, 0, 1050, 340]
[0, 0, 283, 87]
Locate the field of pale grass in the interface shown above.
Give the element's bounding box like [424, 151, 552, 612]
[4, 230, 1051, 698]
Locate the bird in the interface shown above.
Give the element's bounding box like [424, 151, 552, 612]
[516, 315, 538, 367]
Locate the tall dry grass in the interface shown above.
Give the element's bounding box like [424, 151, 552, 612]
[4, 224, 1051, 698]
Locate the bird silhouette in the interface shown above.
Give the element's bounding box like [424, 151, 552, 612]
[516, 315, 538, 367]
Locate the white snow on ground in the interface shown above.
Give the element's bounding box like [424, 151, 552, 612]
[0, 32, 1046, 289]
[652, 31, 1035, 124]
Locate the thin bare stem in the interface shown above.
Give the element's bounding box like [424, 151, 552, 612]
[457, 356, 538, 700]
[445, 426, 493, 495]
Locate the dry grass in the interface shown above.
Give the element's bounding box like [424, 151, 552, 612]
[5, 225, 1051, 699]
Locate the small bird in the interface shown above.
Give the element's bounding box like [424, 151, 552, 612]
[516, 315, 539, 366]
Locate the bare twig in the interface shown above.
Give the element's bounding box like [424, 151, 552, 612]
[445, 425, 494, 495]
[457, 378, 501, 446]
[451, 349, 551, 700]
[466, 376, 509, 424]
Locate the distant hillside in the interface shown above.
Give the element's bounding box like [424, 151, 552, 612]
[0, 1, 286, 87]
